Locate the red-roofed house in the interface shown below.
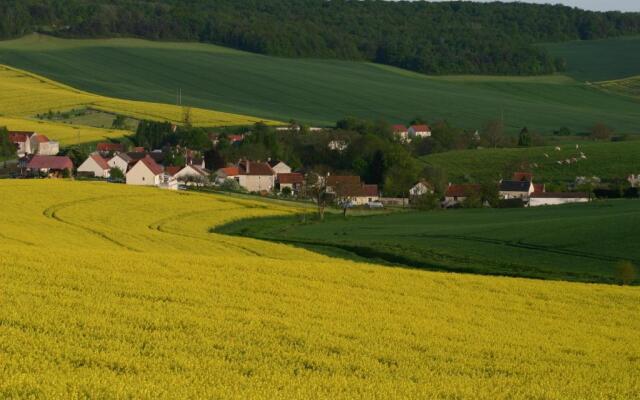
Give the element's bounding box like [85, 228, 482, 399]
[9, 131, 34, 155]
[533, 183, 545, 194]
[392, 125, 409, 142]
[277, 173, 304, 194]
[26, 155, 73, 177]
[126, 156, 164, 186]
[444, 184, 482, 207]
[78, 153, 111, 178]
[215, 161, 275, 192]
[408, 125, 431, 139]
[97, 142, 125, 155]
[30, 133, 59, 155]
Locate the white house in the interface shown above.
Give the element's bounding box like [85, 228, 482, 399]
[268, 160, 292, 175]
[8, 132, 33, 156]
[31, 134, 59, 155]
[410, 181, 433, 197]
[529, 192, 590, 207]
[173, 164, 210, 185]
[408, 125, 431, 139]
[499, 180, 534, 200]
[392, 125, 409, 142]
[444, 184, 482, 207]
[126, 156, 164, 186]
[215, 161, 275, 192]
[77, 153, 111, 178]
[628, 174, 640, 188]
[108, 153, 133, 174]
[328, 140, 348, 152]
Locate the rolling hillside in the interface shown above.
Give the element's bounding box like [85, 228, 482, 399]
[2, 35, 640, 133]
[220, 201, 640, 285]
[1, 180, 638, 398]
[545, 36, 640, 82]
[422, 140, 640, 183]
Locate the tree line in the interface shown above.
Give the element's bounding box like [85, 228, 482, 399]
[2, 0, 640, 75]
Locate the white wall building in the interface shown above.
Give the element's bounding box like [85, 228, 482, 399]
[126, 157, 163, 186]
[77, 153, 111, 178]
[529, 193, 590, 207]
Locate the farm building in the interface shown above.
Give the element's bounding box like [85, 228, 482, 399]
[444, 184, 482, 207]
[126, 156, 164, 186]
[9, 131, 34, 156]
[499, 180, 534, 200]
[96, 142, 124, 155]
[216, 161, 275, 192]
[392, 125, 409, 142]
[77, 153, 111, 178]
[268, 160, 292, 175]
[26, 155, 73, 177]
[173, 165, 210, 185]
[328, 140, 348, 152]
[30, 134, 59, 156]
[277, 173, 304, 194]
[326, 175, 379, 205]
[408, 125, 431, 139]
[108, 153, 134, 174]
[410, 180, 433, 197]
[529, 192, 590, 207]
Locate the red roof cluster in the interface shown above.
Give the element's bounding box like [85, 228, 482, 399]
[164, 166, 183, 176]
[238, 160, 274, 176]
[392, 125, 407, 132]
[219, 166, 240, 176]
[90, 154, 110, 170]
[27, 155, 73, 171]
[32, 135, 51, 143]
[8, 132, 33, 143]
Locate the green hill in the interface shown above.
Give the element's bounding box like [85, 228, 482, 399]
[422, 140, 640, 183]
[219, 200, 640, 285]
[2, 35, 640, 133]
[545, 36, 640, 82]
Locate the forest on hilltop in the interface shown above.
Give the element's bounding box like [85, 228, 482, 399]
[1, 0, 640, 75]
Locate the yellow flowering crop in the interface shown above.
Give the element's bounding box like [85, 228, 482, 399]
[0, 65, 280, 141]
[0, 180, 638, 399]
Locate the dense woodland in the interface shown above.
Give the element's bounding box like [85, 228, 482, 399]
[2, 0, 640, 75]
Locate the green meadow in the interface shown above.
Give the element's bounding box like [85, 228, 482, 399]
[1, 34, 640, 133]
[421, 140, 640, 183]
[219, 200, 640, 285]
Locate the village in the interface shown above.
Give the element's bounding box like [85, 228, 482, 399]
[4, 124, 630, 210]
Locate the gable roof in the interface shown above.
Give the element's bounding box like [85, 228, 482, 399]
[27, 155, 73, 170]
[392, 124, 407, 132]
[218, 166, 240, 176]
[500, 180, 532, 192]
[133, 156, 163, 175]
[362, 184, 379, 197]
[32, 135, 51, 143]
[278, 173, 304, 184]
[113, 152, 133, 163]
[268, 159, 287, 168]
[410, 124, 431, 132]
[238, 160, 274, 176]
[445, 184, 481, 198]
[8, 132, 33, 143]
[165, 166, 183, 176]
[90, 153, 110, 170]
[327, 175, 361, 187]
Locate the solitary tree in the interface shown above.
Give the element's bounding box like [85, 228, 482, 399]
[518, 127, 532, 147]
[482, 119, 505, 148]
[590, 123, 612, 141]
[0, 127, 15, 167]
[616, 261, 637, 286]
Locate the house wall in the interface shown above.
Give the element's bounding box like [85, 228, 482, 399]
[37, 142, 60, 156]
[238, 175, 275, 192]
[408, 128, 431, 138]
[126, 163, 160, 186]
[500, 191, 531, 200]
[271, 163, 291, 174]
[78, 158, 109, 178]
[108, 157, 129, 173]
[529, 197, 589, 207]
[351, 194, 380, 206]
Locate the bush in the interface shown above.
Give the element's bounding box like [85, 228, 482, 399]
[219, 179, 247, 193]
[616, 261, 637, 286]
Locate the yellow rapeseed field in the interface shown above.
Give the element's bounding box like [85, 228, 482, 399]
[0, 65, 280, 141]
[0, 180, 638, 399]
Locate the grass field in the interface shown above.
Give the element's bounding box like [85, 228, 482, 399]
[220, 201, 640, 285]
[0, 63, 279, 144]
[544, 36, 640, 82]
[1, 34, 640, 133]
[0, 180, 638, 398]
[421, 140, 640, 183]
